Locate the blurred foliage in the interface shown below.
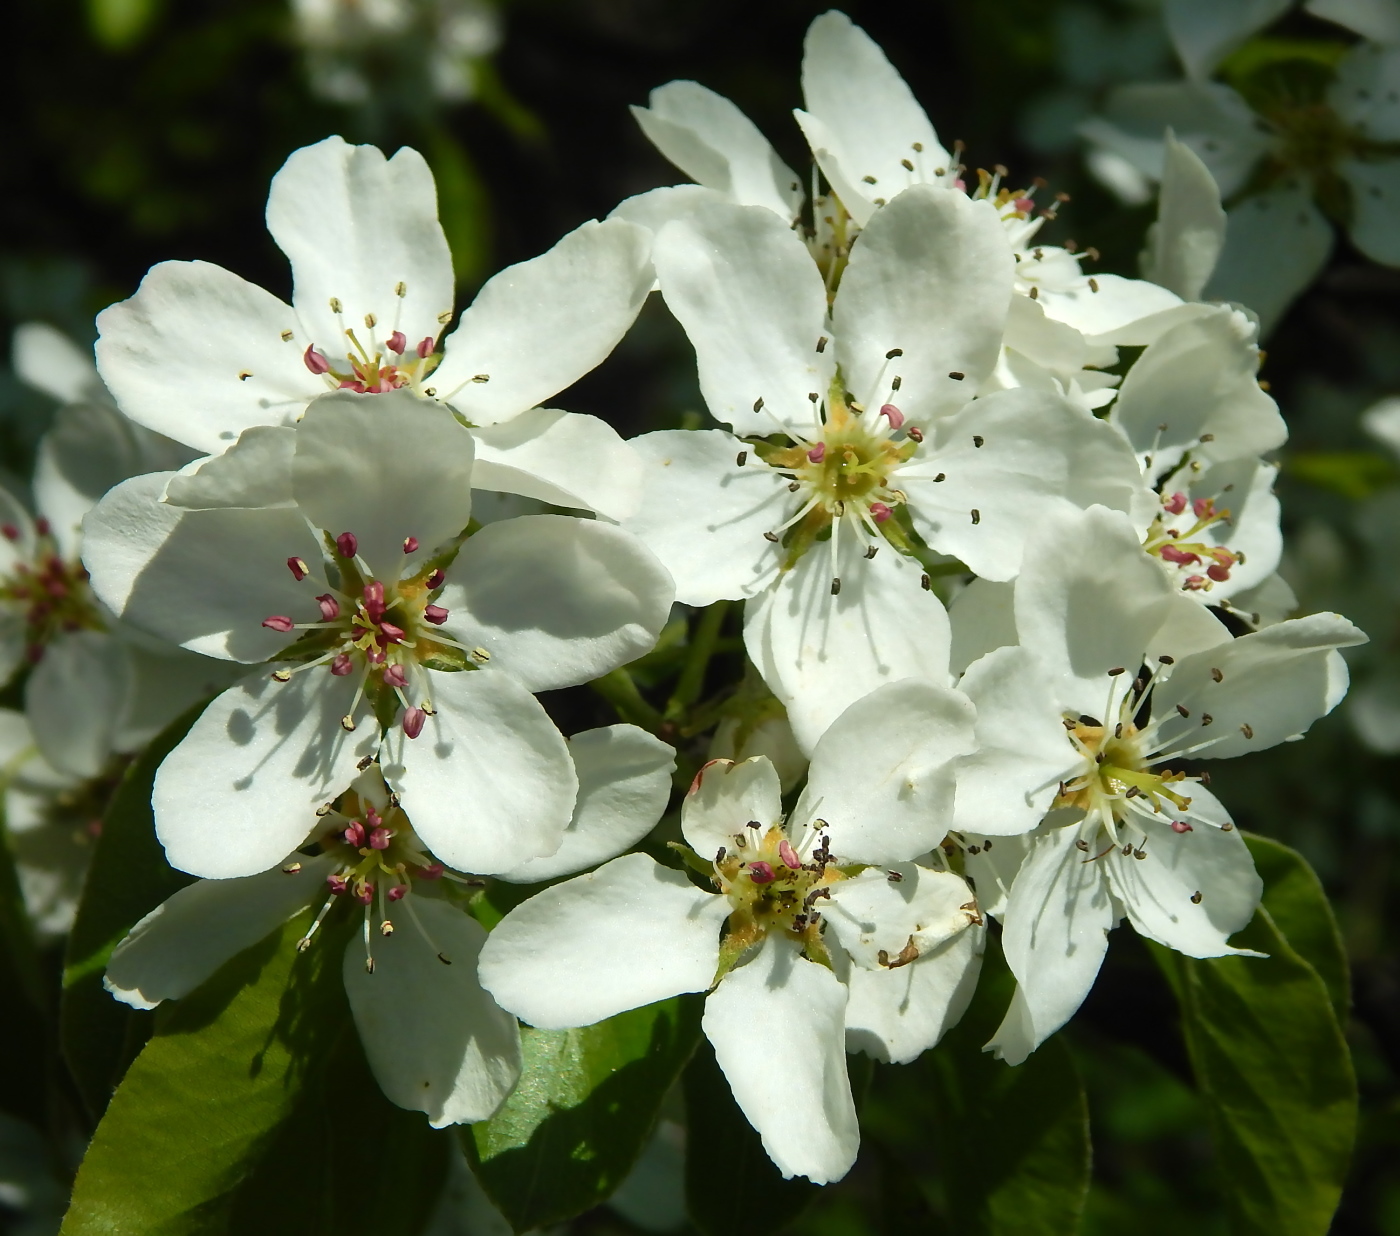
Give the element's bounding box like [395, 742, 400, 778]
[4, 0, 1400, 1233]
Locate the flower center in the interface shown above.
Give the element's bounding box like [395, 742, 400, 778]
[302, 307, 443, 396]
[263, 530, 488, 737]
[1054, 717, 1194, 826]
[1144, 491, 1241, 593]
[704, 822, 844, 969]
[753, 390, 921, 587]
[0, 519, 104, 663]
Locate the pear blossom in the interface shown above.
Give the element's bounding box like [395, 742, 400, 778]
[1082, 26, 1400, 329]
[95, 136, 654, 522]
[622, 189, 1153, 749]
[480, 681, 984, 1183]
[944, 505, 1365, 1063]
[81, 390, 674, 880]
[102, 725, 671, 1125]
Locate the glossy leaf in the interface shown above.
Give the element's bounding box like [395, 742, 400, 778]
[60, 701, 203, 1119]
[463, 995, 702, 1232]
[1154, 903, 1357, 1236]
[1245, 832, 1349, 1022]
[60, 908, 345, 1236]
[683, 1036, 819, 1236]
[866, 935, 1091, 1236]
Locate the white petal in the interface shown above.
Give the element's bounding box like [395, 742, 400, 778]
[651, 201, 834, 436]
[433, 219, 653, 426]
[12, 322, 99, 404]
[1012, 505, 1176, 717]
[384, 667, 576, 875]
[1203, 184, 1333, 335]
[477, 852, 728, 1027]
[708, 713, 808, 793]
[1308, 0, 1400, 42]
[631, 81, 803, 219]
[833, 186, 1012, 421]
[266, 137, 453, 356]
[746, 535, 952, 753]
[680, 756, 784, 860]
[163, 426, 295, 510]
[1160, 457, 1282, 601]
[619, 429, 786, 607]
[610, 184, 736, 236]
[1081, 82, 1272, 198]
[1142, 131, 1226, 300]
[496, 725, 676, 882]
[1164, 0, 1291, 79]
[436, 515, 673, 693]
[104, 856, 335, 1009]
[962, 832, 1032, 919]
[947, 578, 1017, 677]
[794, 679, 976, 863]
[24, 632, 131, 779]
[903, 388, 1155, 580]
[843, 925, 983, 1064]
[1107, 805, 1263, 958]
[1035, 274, 1184, 344]
[293, 390, 475, 580]
[469, 408, 642, 521]
[987, 825, 1114, 1064]
[1150, 612, 1367, 760]
[36, 401, 194, 558]
[703, 933, 858, 1184]
[153, 669, 377, 878]
[824, 864, 979, 970]
[1330, 43, 1400, 139]
[82, 473, 326, 662]
[111, 643, 240, 755]
[94, 260, 319, 453]
[796, 11, 948, 228]
[954, 646, 1072, 837]
[344, 898, 522, 1126]
[1341, 157, 1400, 266]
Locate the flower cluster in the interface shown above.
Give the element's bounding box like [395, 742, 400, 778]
[14, 7, 1360, 1193]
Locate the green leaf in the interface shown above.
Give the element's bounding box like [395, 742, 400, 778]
[85, 0, 163, 50]
[1245, 832, 1349, 1022]
[683, 1035, 818, 1236]
[463, 995, 702, 1231]
[420, 125, 492, 290]
[61, 701, 204, 1119]
[1153, 909, 1357, 1236]
[61, 907, 347, 1236]
[866, 935, 1091, 1236]
[1284, 450, 1399, 500]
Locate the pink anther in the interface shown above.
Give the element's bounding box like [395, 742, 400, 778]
[355, 884, 374, 906]
[1170, 821, 1193, 833]
[303, 345, 331, 375]
[387, 331, 407, 354]
[363, 581, 385, 622]
[262, 615, 295, 632]
[418, 862, 444, 880]
[379, 621, 405, 643]
[424, 604, 449, 625]
[807, 442, 827, 463]
[426, 569, 445, 589]
[1183, 574, 1208, 591]
[387, 884, 407, 901]
[34, 517, 50, 536]
[344, 820, 367, 847]
[953, 178, 967, 191]
[336, 531, 358, 558]
[331, 653, 354, 676]
[369, 827, 391, 850]
[416, 337, 435, 358]
[1206, 563, 1231, 582]
[1013, 197, 1035, 213]
[1163, 491, 1188, 515]
[402, 536, 419, 553]
[870, 502, 893, 523]
[316, 594, 341, 621]
[287, 557, 309, 581]
[778, 839, 802, 870]
[748, 861, 776, 884]
[879, 404, 905, 430]
[328, 873, 349, 895]
[365, 805, 382, 828]
[1192, 497, 1215, 520]
[382, 663, 408, 689]
[402, 706, 426, 739]
[1, 524, 19, 541]
[1159, 545, 1200, 566]
[365, 645, 386, 665]
[907, 425, 923, 442]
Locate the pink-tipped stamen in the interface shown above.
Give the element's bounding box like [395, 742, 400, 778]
[262, 615, 295, 633]
[336, 531, 358, 558]
[387, 330, 407, 354]
[418, 862, 444, 880]
[1164, 492, 1188, 515]
[426, 568, 445, 589]
[287, 556, 309, 581]
[1170, 821, 1193, 833]
[879, 403, 905, 430]
[1, 524, 19, 541]
[870, 502, 893, 523]
[387, 884, 407, 901]
[331, 653, 354, 676]
[416, 337, 434, 358]
[316, 594, 341, 621]
[379, 622, 406, 643]
[402, 536, 419, 553]
[424, 604, 449, 625]
[369, 827, 391, 850]
[304, 345, 331, 375]
[363, 580, 386, 621]
[1159, 545, 1201, 566]
[807, 442, 827, 463]
[778, 839, 801, 869]
[748, 861, 776, 884]
[382, 663, 408, 689]
[344, 820, 367, 847]
[403, 706, 426, 738]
